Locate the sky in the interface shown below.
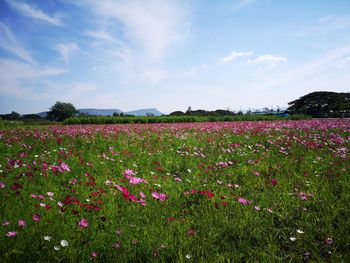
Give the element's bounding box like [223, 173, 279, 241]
[0, 0, 350, 114]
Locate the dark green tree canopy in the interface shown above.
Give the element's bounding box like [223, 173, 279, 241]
[47, 101, 78, 122]
[287, 91, 350, 117]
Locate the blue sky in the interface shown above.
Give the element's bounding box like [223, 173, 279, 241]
[0, 0, 350, 114]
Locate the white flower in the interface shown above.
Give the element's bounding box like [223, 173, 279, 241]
[44, 236, 52, 241]
[47, 192, 54, 197]
[60, 240, 68, 247]
[54, 245, 61, 251]
[186, 254, 191, 259]
[57, 201, 63, 207]
[290, 237, 297, 241]
[297, 229, 304, 234]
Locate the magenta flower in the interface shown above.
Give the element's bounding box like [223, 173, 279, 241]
[60, 162, 71, 172]
[271, 179, 278, 186]
[123, 169, 136, 176]
[32, 214, 41, 221]
[238, 197, 250, 205]
[6, 231, 17, 237]
[151, 192, 168, 201]
[78, 218, 89, 228]
[18, 220, 26, 227]
[126, 176, 148, 184]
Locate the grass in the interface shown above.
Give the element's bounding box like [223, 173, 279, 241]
[63, 114, 310, 125]
[0, 119, 349, 262]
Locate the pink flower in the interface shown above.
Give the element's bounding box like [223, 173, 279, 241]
[151, 192, 168, 201]
[2, 220, 10, 226]
[60, 162, 71, 172]
[70, 179, 78, 185]
[0, 182, 5, 188]
[139, 192, 146, 198]
[18, 220, 26, 227]
[91, 251, 97, 258]
[127, 176, 148, 184]
[112, 242, 120, 249]
[254, 206, 261, 211]
[6, 231, 17, 237]
[78, 218, 89, 228]
[325, 237, 333, 245]
[238, 197, 250, 205]
[271, 179, 278, 186]
[123, 169, 136, 176]
[32, 214, 41, 221]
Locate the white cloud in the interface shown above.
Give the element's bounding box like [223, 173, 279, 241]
[0, 58, 66, 96]
[56, 43, 79, 66]
[6, 0, 63, 26]
[344, 57, 350, 62]
[221, 51, 253, 63]
[248, 54, 287, 66]
[295, 15, 350, 36]
[234, 0, 254, 9]
[83, 30, 117, 43]
[84, 0, 191, 60]
[0, 22, 36, 65]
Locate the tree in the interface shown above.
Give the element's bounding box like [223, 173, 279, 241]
[287, 91, 350, 117]
[47, 101, 78, 122]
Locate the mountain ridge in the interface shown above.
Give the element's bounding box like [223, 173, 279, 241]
[38, 108, 163, 117]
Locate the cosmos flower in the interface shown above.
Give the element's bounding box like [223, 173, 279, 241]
[78, 219, 89, 228]
[6, 231, 17, 237]
[32, 214, 41, 221]
[18, 220, 26, 227]
[151, 192, 168, 201]
[60, 240, 69, 247]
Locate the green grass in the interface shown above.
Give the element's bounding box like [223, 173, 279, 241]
[0, 120, 349, 262]
[63, 114, 310, 125]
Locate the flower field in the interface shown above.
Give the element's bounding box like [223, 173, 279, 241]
[0, 119, 349, 262]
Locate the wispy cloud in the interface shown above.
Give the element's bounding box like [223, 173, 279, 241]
[55, 43, 79, 66]
[295, 14, 350, 36]
[84, 0, 191, 60]
[0, 22, 36, 65]
[0, 58, 66, 97]
[234, 0, 254, 9]
[83, 30, 117, 43]
[6, 0, 63, 26]
[221, 51, 253, 63]
[248, 54, 287, 66]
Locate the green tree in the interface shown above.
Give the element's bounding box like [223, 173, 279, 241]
[47, 101, 78, 122]
[287, 91, 350, 117]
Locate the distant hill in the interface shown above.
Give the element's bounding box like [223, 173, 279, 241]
[37, 108, 163, 117]
[126, 108, 163, 116]
[78, 108, 122, 116]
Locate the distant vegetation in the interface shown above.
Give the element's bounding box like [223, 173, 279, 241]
[63, 114, 309, 125]
[2, 91, 349, 125]
[287, 91, 350, 118]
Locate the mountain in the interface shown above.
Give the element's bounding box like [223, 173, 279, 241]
[78, 108, 122, 116]
[37, 108, 163, 117]
[126, 108, 163, 116]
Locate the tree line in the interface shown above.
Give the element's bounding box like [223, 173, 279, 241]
[1, 91, 349, 122]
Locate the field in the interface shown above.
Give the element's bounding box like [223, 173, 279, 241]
[0, 119, 349, 262]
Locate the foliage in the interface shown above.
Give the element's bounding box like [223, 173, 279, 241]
[0, 120, 349, 262]
[287, 91, 350, 117]
[47, 101, 78, 122]
[63, 114, 310, 125]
